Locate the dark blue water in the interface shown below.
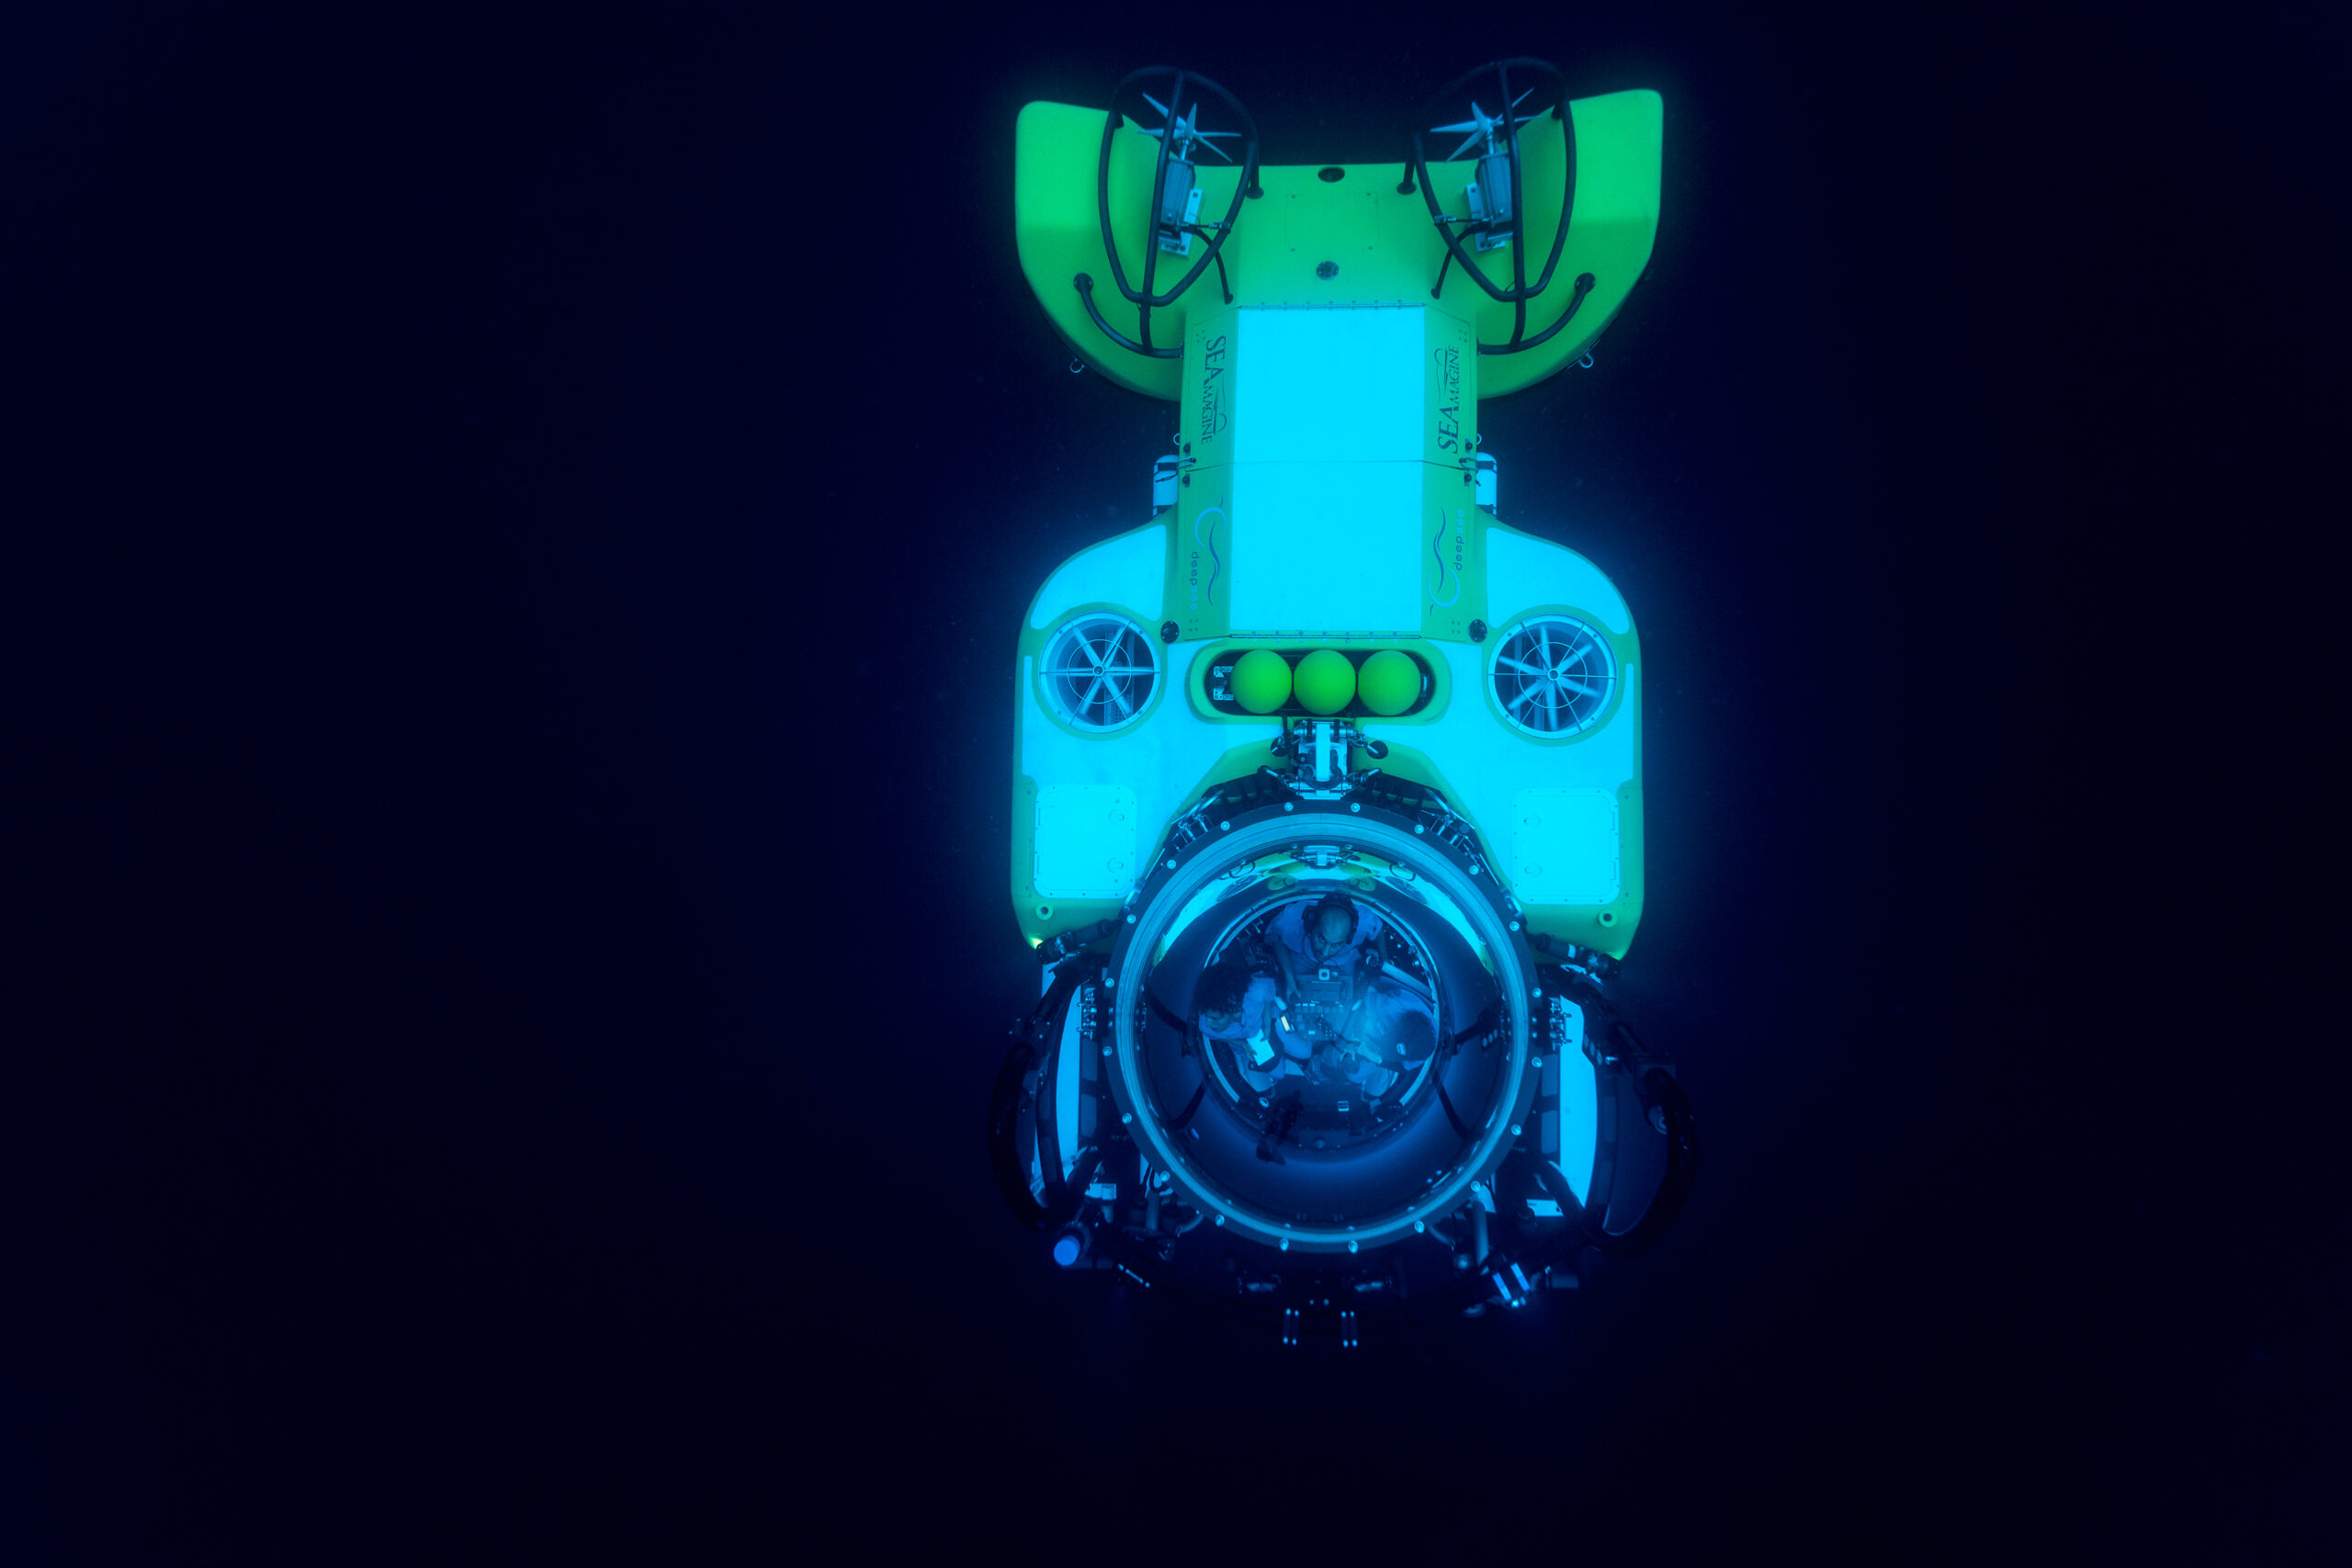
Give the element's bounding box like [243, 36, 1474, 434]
[6, 4, 2338, 1560]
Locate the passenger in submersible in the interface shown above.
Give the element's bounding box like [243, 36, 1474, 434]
[1192, 951, 1300, 1093]
[1268, 891, 1384, 1006]
[1342, 983, 1437, 1103]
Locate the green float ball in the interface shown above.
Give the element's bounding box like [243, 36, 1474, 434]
[1357, 649, 1420, 716]
[1229, 649, 1293, 715]
[1294, 649, 1357, 716]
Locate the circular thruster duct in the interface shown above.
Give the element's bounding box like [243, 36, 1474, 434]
[1039, 614, 1159, 731]
[1103, 790, 1540, 1256]
[1489, 615, 1615, 737]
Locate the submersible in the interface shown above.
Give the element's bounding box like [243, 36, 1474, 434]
[989, 60, 1694, 1341]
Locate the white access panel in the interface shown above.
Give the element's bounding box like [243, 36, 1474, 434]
[1227, 461, 1423, 632]
[1032, 784, 1140, 898]
[1231, 309, 1425, 463]
[1223, 308, 1429, 634]
[1508, 787, 1623, 905]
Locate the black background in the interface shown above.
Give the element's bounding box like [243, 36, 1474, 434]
[5, 3, 2339, 1561]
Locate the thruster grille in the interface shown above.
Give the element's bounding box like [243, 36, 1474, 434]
[1490, 615, 1615, 736]
[1040, 615, 1159, 731]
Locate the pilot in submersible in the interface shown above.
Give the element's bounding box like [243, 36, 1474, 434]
[989, 59, 1695, 1343]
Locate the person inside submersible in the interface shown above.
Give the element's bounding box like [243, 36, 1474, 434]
[1345, 984, 1437, 1102]
[1192, 897, 1443, 1162]
[1268, 891, 1384, 1006]
[1193, 951, 1297, 1093]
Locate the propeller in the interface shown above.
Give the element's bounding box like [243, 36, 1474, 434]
[1430, 86, 1537, 161]
[1136, 91, 1240, 163]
